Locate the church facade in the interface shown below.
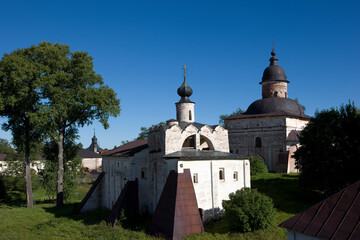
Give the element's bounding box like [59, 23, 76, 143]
[80, 66, 250, 238]
[225, 50, 310, 172]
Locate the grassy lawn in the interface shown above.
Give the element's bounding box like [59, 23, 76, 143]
[0, 173, 322, 240]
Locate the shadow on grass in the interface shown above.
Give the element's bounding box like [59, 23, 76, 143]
[251, 174, 323, 214]
[43, 203, 110, 225]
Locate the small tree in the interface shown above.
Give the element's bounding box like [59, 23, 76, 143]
[222, 188, 276, 232]
[249, 156, 268, 176]
[219, 108, 244, 126]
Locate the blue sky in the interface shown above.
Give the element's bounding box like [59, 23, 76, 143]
[0, 0, 359, 149]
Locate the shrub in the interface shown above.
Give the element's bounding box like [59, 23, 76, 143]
[249, 156, 268, 176]
[222, 188, 275, 232]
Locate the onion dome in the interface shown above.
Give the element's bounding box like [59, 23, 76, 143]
[261, 50, 289, 83]
[177, 65, 194, 103]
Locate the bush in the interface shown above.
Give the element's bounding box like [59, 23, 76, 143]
[222, 188, 275, 232]
[249, 156, 268, 176]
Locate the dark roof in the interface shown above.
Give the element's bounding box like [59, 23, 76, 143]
[161, 121, 219, 131]
[226, 98, 310, 120]
[102, 139, 148, 157]
[286, 130, 302, 142]
[261, 50, 289, 83]
[148, 169, 203, 239]
[163, 150, 246, 160]
[279, 180, 360, 240]
[78, 149, 101, 158]
[0, 154, 7, 161]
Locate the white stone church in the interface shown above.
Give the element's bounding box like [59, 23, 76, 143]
[80, 65, 250, 239]
[79, 50, 309, 239]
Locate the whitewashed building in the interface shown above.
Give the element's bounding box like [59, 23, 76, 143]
[80, 66, 250, 226]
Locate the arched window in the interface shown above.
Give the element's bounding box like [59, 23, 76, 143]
[189, 110, 192, 121]
[255, 137, 262, 148]
[141, 168, 147, 179]
[274, 91, 278, 97]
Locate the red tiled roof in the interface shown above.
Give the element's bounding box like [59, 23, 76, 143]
[102, 139, 148, 157]
[279, 180, 360, 240]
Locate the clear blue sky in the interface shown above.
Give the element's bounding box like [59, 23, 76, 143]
[0, 0, 359, 149]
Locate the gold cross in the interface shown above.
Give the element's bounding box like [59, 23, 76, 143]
[181, 65, 188, 80]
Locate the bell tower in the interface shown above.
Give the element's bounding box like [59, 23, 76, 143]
[176, 65, 195, 123]
[260, 49, 289, 99]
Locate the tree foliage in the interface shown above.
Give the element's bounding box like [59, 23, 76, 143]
[249, 156, 268, 176]
[0, 138, 15, 155]
[137, 122, 165, 140]
[219, 108, 244, 126]
[294, 102, 360, 195]
[1, 42, 120, 207]
[222, 188, 276, 232]
[40, 128, 82, 201]
[0, 46, 49, 207]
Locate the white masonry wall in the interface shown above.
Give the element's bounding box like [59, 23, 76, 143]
[177, 159, 250, 221]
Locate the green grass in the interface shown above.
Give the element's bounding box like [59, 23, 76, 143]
[0, 173, 323, 240]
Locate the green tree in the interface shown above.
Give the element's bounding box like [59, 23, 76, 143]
[0, 46, 48, 208]
[222, 188, 276, 232]
[249, 156, 268, 176]
[294, 97, 306, 112]
[137, 122, 165, 140]
[294, 102, 360, 195]
[35, 42, 120, 207]
[40, 127, 82, 201]
[0, 138, 15, 155]
[219, 107, 244, 126]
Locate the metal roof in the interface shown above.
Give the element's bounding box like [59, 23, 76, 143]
[78, 149, 101, 158]
[163, 150, 245, 160]
[226, 98, 311, 120]
[279, 180, 360, 240]
[102, 139, 148, 157]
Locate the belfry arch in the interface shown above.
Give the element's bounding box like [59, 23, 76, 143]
[181, 134, 214, 151]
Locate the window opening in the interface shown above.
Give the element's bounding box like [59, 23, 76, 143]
[141, 168, 146, 179]
[189, 110, 192, 121]
[219, 168, 225, 180]
[233, 171, 238, 181]
[193, 173, 198, 183]
[255, 137, 262, 148]
[182, 135, 196, 150]
[274, 91, 278, 97]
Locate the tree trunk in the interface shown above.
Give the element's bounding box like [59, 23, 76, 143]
[56, 124, 64, 207]
[25, 126, 33, 208]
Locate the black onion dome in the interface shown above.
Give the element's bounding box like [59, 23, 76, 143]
[177, 79, 193, 103]
[244, 98, 306, 117]
[261, 50, 288, 83]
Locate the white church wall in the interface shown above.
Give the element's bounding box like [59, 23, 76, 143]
[177, 159, 250, 221]
[285, 118, 308, 136]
